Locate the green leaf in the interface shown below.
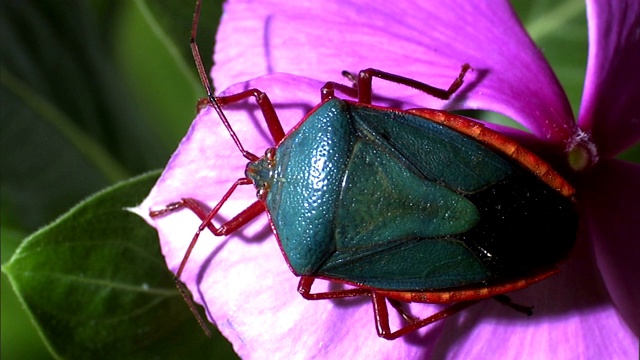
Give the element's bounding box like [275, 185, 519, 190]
[2, 172, 235, 359]
[1, 219, 50, 359]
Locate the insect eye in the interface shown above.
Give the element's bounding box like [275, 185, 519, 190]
[265, 148, 276, 164]
[256, 185, 269, 201]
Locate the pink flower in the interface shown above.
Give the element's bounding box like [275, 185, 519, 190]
[135, 0, 639, 358]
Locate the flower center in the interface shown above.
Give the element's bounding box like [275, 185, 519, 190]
[567, 129, 598, 172]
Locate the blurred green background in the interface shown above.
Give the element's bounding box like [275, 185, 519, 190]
[0, 0, 636, 359]
[2, 1, 229, 358]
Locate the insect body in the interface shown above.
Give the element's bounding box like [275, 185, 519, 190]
[248, 97, 576, 292]
[150, 0, 578, 340]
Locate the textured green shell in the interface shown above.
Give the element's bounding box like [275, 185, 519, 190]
[246, 98, 576, 290]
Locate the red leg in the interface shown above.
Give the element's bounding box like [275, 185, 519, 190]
[298, 276, 374, 299]
[150, 178, 265, 278]
[216, 89, 286, 146]
[388, 299, 419, 324]
[321, 80, 359, 101]
[377, 295, 532, 339]
[492, 294, 533, 316]
[298, 277, 482, 340]
[322, 64, 471, 105]
[149, 177, 265, 337]
[355, 64, 470, 104]
[373, 293, 480, 340]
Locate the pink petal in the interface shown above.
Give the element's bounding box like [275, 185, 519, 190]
[137, 75, 431, 358]
[212, 0, 576, 143]
[134, 0, 640, 357]
[579, 0, 640, 157]
[135, 74, 638, 358]
[582, 159, 640, 336]
[137, 74, 322, 285]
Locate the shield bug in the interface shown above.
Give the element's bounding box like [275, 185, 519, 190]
[150, 0, 578, 340]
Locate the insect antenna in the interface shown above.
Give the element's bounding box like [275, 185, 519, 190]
[190, 0, 256, 162]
